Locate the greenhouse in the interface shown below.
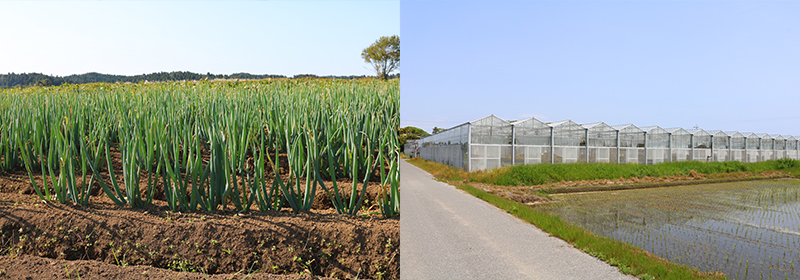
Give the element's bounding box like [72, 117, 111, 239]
[727, 131, 745, 162]
[666, 127, 692, 162]
[772, 134, 786, 160]
[551, 120, 586, 164]
[708, 130, 729, 162]
[415, 114, 800, 171]
[786, 135, 800, 159]
[641, 126, 670, 165]
[417, 122, 469, 170]
[759, 133, 774, 161]
[688, 129, 712, 162]
[614, 124, 645, 164]
[512, 117, 551, 165]
[418, 115, 513, 171]
[583, 122, 618, 163]
[744, 132, 761, 162]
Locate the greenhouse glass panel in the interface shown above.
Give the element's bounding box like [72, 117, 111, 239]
[470, 158, 486, 171]
[614, 124, 645, 164]
[583, 122, 618, 163]
[583, 122, 617, 147]
[743, 132, 760, 163]
[615, 124, 645, 148]
[688, 129, 712, 161]
[464, 115, 514, 170]
[759, 133, 774, 149]
[772, 134, 786, 159]
[762, 150, 774, 161]
[667, 127, 691, 149]
[512, 117, 552, 165]
[709, 130, 729, 149]
[513, 117, 550, 146]
[501, 146, 513, 166]
[549, 120, 586, 163]
[708, 130, 729, 162]
[728, 131, 745, 149]
[727, 131, 745, 162]
[619, 147, 640, 164]
[469, 144, 510, 171]
[553, 146, 585, 163]
[550, 120, 586, 147]
[642, 126, 670, 164]
[758, 133, 774, 160]
[787, 136, 798, 150]
[666, 127, 692, 162]
[470, 115, 512, 145]
[773, 134, 785, 149]
[419, 122, 470, 170]
[515, 146, 551, 164]
[642, 126, 669, 148]
[688, 129, 711, 149]
[744, 133, 760, 149]
[672, 149, 691, 162]
[587, 147, 616, 163]
[788, 136, 799, 160]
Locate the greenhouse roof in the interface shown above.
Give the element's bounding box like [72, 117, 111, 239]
[706, 130, 728, 137]
[687, 128, 710, 136]
[469, 114, 511, 127]
[612, 124, 643, 133]
[581, 122, 612, 130]
[511, 116, 546, 127]
[547, 120, 579, 128]
[640, 125, 669, 134]
[756, 133, 772, 139]
[663, 127, 689, 134]
[724, 131, 743, 137]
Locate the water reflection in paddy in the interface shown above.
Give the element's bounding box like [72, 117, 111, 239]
[538, 180, 800, 280]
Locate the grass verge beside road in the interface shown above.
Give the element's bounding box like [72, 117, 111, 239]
[463, 159, 800, 186]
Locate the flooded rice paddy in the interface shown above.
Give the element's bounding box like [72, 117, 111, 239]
[538, 179, 800, 280]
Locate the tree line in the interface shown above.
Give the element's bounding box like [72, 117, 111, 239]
[0, 71, 399, 88]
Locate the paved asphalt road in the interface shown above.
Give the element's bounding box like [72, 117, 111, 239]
[400, 159, 637, 280]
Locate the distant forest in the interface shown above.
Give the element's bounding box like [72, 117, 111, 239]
[0, 71, 399, 88]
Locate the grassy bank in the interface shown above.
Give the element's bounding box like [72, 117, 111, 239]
[402, 158, 800, 279]
[411, 157, 800, 187]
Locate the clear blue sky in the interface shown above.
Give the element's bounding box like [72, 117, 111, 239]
[0, 1, 399, 77]
[401, 1, 800, 136]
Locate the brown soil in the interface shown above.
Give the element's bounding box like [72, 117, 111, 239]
[0, 254, 336, 280]
[0, 152, 398, 280]
[474, 170, 792, 205]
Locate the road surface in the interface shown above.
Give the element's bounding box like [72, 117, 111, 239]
[400, 159, 637, 280]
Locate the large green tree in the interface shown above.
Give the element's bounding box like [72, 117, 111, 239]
[362, 35, 400, 80]
[398, 126, 430, 145]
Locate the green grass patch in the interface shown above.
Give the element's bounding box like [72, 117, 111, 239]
[454, 183, 725, 280]
[441, 159, 796, 186]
